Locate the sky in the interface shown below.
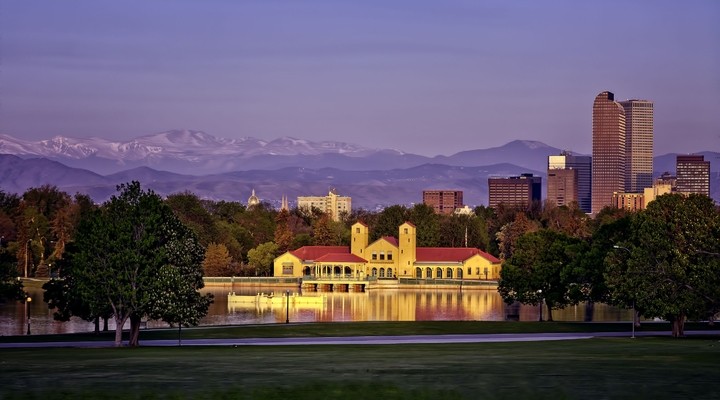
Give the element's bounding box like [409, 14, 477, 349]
[0, 0, 718, 156]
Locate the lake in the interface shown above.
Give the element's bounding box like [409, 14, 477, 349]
[0, 286, 632, 336]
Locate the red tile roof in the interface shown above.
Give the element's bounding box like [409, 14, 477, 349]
[315, 253, 368, 263]
[381, 236, 398, 246]
[290, 246, 349, 261]
[416, 248, 501, 263]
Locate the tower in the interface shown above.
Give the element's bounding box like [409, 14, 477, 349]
[398, 222, 416, 278]
[547, 152, 592, 213]
[619, 99, 654, 192]
[676, 155, 710, 196]
[592, 91, 626, 214]
[351, 222, 369, 258]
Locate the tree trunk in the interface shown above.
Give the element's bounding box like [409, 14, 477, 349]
[671, 313, 686, 338]
[114, 314, 129, 347]
[129, 314, 141, 347]
[94, 317, 100, 335]
[545, 301, 554, 322]
[103, 317, 109, 331]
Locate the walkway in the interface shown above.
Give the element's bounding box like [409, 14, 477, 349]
[2, 330, 719, 348]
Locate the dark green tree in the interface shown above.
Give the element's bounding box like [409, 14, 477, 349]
[372, 205, 408, 241]
[0, 243, 23, 303]
[498, 229, 586, 321]
[247, 242, 279, 276]
[408, 204, 440, 247]
[45, 182, 212, 347]
[606, 194, 720, 337]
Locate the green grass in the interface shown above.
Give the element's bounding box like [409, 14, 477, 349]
[2, 338, 720, 399]
[1, 320, 718, 344]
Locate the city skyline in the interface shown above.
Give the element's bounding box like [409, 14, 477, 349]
[1, 1, 718, 157]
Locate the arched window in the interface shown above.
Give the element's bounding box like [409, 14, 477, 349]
[447, 268, 453, 279]
[415, 267, 422, 278]
[344, 266, 352, 276]
[426, 267, 432, 279]
[303, 266, 311, 276]
[387, 268, 393, 277]
[457, 269, 463, 279]
[371, 268, 377, 277]
[380, 268, 385, 278]
[436, 268, 442, 279]
[334, 266, 341, 276]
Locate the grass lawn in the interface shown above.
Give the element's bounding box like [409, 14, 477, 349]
[2, 337, 720, 399]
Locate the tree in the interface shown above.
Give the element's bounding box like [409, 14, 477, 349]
[408, 204, 440, 247]
[274, 209, 294, 252]
[312, 214, 337, 245]
[498, 229, 586, 321]
[0, 243, 23, 303]
[44, 182, 212, 347]
[202, 243, 232, 277]
[606, 194, 720, 337]
[247, 242, 279, 276]
[373, 205, 408, 241]
[495, 213, 541, 260]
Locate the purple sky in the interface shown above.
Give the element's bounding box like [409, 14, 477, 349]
[1, 0, 718, 156]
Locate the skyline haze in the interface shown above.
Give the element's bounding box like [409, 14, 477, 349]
[1, 1, 718, 157]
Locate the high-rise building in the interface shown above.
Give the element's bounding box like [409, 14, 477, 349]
[422, 190, 463, 214]
[547, 152, 592, 213]
[619, 99, 654, 193]
[676, 155, 710, 196]
[488, 174, 541, 209]
[297, 189, 352, 221]
[592, 91, 626, 214]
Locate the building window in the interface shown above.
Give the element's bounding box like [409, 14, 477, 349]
[380, 251, 385, 260]
[387, 251, 393, 260]
[372, 252, 377, 260]
[282, 264, 293, 275]
[371, 268, 377, 277]
[387, 268, 393, 277]
[426, 267, 432, 278]
[436, 268, 442, 279]
[380, 268, 385, 278]
[416, 267, 422, 278]
[447, 268, 453, 279]
[467, 268, 471, 276]
[404, 228, 408, 234]
[356, 227, 360, 233]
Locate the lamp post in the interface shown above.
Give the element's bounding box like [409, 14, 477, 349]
[613, 245, 636, 339]
[538, 289, 543, 322]
[285, 290, 290, 324]
[24, 239, 32, 278]
[26, 296, 32, 335]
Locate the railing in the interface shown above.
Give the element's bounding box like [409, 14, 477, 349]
[203, 277, 301, 284]
[302, 275, 378, 282]
[399, 278, 496, 286]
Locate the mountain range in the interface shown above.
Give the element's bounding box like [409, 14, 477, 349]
[0, 130, 717, 208]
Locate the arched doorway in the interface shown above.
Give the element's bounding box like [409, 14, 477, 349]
[303, 266, 311, 276]
[371, 268, 377, 277]
[457, 269, 463, 279]
[334, 266, 341, 276]
[416, 267, 422, 278]
[447, 268, 453, 279]
[436, 268, 442, 279]
[380, 268, 385, 278]
[426, 267, 432, 278]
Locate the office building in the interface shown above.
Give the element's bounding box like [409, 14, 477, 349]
[611, 192, 644, 211]
[297, 189, 352, 221]
[592, 91, 626, 214]
[676, 155, 710, 196]
[547, 152, 592, 213]
[619, 100, 654, 193]
[422, 190, 463, 215]
[488, 174, 542, 209]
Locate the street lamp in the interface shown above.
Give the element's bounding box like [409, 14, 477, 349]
[285, 290, 290, 324]
[26, 296, 32, 335]
[538, 289, 543, 322]
[613, 245, 636, 339]
[24, 239, 32, 278]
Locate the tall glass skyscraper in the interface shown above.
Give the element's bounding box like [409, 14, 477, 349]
[591, 91, 626, 214]
[619, 99, 654, 193]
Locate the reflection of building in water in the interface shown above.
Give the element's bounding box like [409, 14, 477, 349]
[274, 221, 502, 281]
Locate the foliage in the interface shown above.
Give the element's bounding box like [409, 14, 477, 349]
[202, 242, 233, 277]
[274, 209, 294, 252]
[495, 212, 541, 260]
[0, 244, 23, 303]
[407, 204, 440, 247]
[498, 229, 586, 321]
[247, 242, 279, 276]
[606, 194, 720, 337]
[372, 205, 408, 241]
[44, 182, 212, 347]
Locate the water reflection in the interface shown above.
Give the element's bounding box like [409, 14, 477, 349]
[0, 286, 634, 336]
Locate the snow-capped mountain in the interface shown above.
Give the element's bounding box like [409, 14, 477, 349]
[0, 130, 399, 174]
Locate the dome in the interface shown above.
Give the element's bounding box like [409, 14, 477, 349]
[247, 189, 260, 207]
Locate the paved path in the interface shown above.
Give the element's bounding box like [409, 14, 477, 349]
[2, 330, 719, 348]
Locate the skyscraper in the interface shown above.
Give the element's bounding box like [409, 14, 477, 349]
[547, 152, 592, 213]
[422, 190, 463, 214]
[488, 174, 542, 209]
[619, 99, 654, 192]
[676, 155, 710, 196]
[591, 91, 626, 214]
